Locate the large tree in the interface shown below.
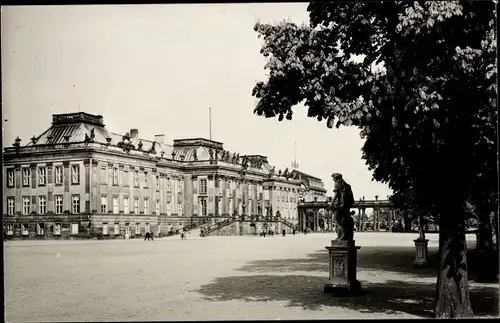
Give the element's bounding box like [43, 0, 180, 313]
[251, 1, 496, 318]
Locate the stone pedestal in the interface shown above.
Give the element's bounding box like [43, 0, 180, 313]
[324, 240, 361, 295]
[413, 239, 429, 267]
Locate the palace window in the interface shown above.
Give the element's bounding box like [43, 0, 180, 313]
[178, 203, 183, 216]
[71, 195, 80, 214]
[155, 200, 160, 215]
[6, 224, 14, 236]
[22, 197, 30, 215]
[134, 171, 139, 187]
[36, 223, 45, 236]
[71, 223, 79, 235]
[124, 197, 130, 214]
[114, 223, 120, 235]
[123, 170, 129, 186]
[101, 196, 107, 213]
[135, 223, 140, 235]
[145, 223, 150, 233]
[71, 165, 80, 184]
[200, 198, 207, 216]
[144, 198, 149, 214]
[22, 168, 30, 186]
[103, 223, 108, 235]
[113, 168, 118, 185]
[53, 223, 62, 235]
[7, 168, 14, 187]
[7, 197, 15, 215]
[166, 202, 171, 216]
[133, 198, 139, 214]
[200, 179, 207, 194]
[55, 166, 63, 184]
[112, 197, 119, 214]
[101, 166, 107, 184]
[38, 196, 46, 215]
[39, 167, 47, 185]
[143, 172, 149, 188]
[156, 176, 160, 191]
[21, 223, 29, 236]
[55, 195, 63, 214]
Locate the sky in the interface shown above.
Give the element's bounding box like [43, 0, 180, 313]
[1, 4, 392, 200]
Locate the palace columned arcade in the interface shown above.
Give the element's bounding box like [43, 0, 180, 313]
[298, 196, 397, 232]
[3, 112, 326, 239]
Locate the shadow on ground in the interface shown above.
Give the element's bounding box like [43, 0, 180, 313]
[196, 275, 498, 318]
[236, 246, 498, 283]
[195, 245, 499, 318]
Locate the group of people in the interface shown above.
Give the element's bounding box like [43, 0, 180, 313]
[260, 228, 297, 237]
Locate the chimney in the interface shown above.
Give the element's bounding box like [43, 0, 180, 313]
[130, 129, 139, 140]
[154, 134, 165, 143]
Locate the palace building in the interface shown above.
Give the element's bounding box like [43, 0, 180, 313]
[3, 112, 326, 239]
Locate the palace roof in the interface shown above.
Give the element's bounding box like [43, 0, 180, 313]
[8, 112, 323, 185]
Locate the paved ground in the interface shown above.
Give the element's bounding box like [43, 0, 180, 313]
[4, 232, 498, 321]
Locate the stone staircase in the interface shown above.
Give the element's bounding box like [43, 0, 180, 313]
[162, 221, 203, 238]
[200, 218, 235, 237]
[280, 218, 298, 231]
[200, 216, 298, 237]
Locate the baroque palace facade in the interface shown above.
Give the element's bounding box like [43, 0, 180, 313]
[3, 112, 326, 239]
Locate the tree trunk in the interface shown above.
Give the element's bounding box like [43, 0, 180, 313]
[475, 209, 497, 282]
[360, 209, 365, 232]
[403, 212, 411, 232]
[435, 202, 473, 318]
[493, 209, 499, 251]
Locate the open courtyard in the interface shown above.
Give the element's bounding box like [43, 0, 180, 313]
[4, 232, 498, 321]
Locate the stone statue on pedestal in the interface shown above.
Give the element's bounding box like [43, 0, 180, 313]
[331, 173, 355, 241]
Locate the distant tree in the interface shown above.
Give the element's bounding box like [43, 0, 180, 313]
[251, 1, 496, 318]
[390, 188, 435, 239]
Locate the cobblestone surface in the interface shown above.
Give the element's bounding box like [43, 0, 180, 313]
[4, 232, 497, 321]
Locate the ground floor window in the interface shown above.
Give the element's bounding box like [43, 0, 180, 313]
[103, 223, 108, 235]
[135, 223, 140, 235]
[200, 198, 207, 216]
[6, 224, 14, 236]
[21, 223, 29, 236]
[114, 223, 119, 235]
[71, 223, 79, 235]
[37, 223, 45, 236]
[53, 223, 62, 235]
[145, 223, 150, 233]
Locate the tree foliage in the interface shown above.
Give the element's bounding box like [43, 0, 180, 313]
[251, 1, 496, 318]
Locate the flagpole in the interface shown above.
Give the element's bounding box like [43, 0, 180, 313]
[294, 142, 297, 169]
[293, 142, 297, 166]
[209, 107, 212, 141]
